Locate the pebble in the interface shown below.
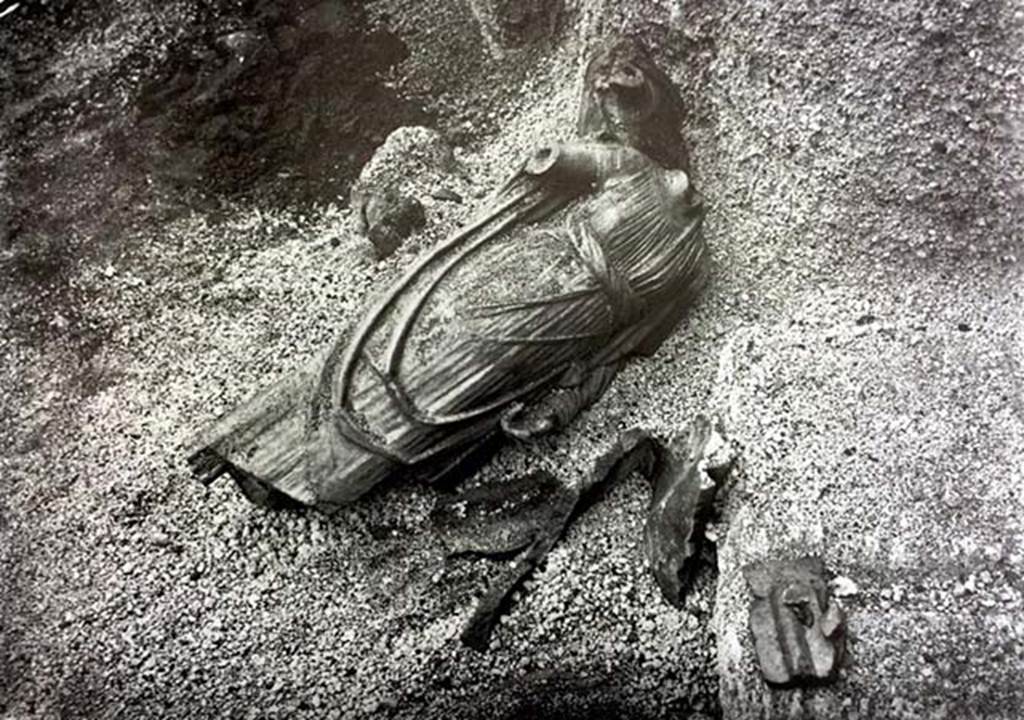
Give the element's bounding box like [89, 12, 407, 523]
[149, 531, 173, 547]
[830, 575, 860, 597]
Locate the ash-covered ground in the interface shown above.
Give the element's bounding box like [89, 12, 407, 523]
[2, 1, 1023, 719]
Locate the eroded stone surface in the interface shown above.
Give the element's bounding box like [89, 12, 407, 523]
[712, 310, 1024, 718]
[350, 126, 460, 256]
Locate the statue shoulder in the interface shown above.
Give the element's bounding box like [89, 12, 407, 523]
[522, 139, 654, 190]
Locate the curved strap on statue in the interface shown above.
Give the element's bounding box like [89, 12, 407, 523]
[332, 171, 539, 407]
[321, 142, 645, 465]
[370, 216, 643, 435]
[317, 166, 575, 465]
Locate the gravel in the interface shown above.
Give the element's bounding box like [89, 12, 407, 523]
[2, 0, 1022, 718]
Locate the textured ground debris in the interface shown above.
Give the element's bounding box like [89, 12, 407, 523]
[434, 417, 732, 650]
[3, 0, 1023, 717]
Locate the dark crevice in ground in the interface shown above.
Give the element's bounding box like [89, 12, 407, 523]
[0, 0, 429, 362]
[134, 0, 430, 202]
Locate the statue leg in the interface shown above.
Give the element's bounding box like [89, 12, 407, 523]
[186, 352, 404, 511]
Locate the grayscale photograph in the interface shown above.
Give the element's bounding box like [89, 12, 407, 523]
[1, 0, 1022, 718]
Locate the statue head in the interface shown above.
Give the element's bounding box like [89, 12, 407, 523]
[577, 37, 689, 171]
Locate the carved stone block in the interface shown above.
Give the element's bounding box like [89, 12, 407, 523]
[743, 556, 845, 686]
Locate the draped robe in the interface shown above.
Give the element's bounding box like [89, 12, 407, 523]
[188, 138, 707, 511]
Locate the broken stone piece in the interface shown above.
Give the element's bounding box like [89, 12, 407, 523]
[644, 416, 731, 605]
[743, 556, 846, 687]
[357, 189, 426, 258]
[349, 126, 455, 256]
[584, 417, 733, 607]
[829, 575, 860, 598]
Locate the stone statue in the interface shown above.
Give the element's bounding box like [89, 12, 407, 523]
[188, 37, 708, 519]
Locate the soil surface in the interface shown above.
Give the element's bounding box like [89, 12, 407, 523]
[2, 1, 1022, 719]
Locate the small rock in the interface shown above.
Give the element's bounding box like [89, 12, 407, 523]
[358, 190, 426, 258]
[50, 312, 69, 331]
[431, 187, 463, 203]
[830, 575, 860, 597]
[704, 522, 719, 544]
[149, 531, 173, 548]
[216, 30, 265, 63]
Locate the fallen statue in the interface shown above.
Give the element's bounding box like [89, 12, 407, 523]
[188, 37, 711, 645]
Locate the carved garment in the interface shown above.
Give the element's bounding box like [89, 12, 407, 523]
[188, 141, 707, 510]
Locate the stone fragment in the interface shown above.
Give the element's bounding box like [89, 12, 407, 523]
[584, 418, 734, 607]
[430, 187, 463, 203]
[829, 575, 860, 597]
[358, 189, 426, 258]
[350, 126, 456, 256]
[216, 30, 266, 62]
[644, 417, 732, 605]
[743, 556, 845, 687]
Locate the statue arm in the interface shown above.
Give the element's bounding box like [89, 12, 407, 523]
[500, 360, 622, 440]
[514, 139, 651, 197]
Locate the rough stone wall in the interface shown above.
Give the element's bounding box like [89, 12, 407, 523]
[688, 1, 1024, 716]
